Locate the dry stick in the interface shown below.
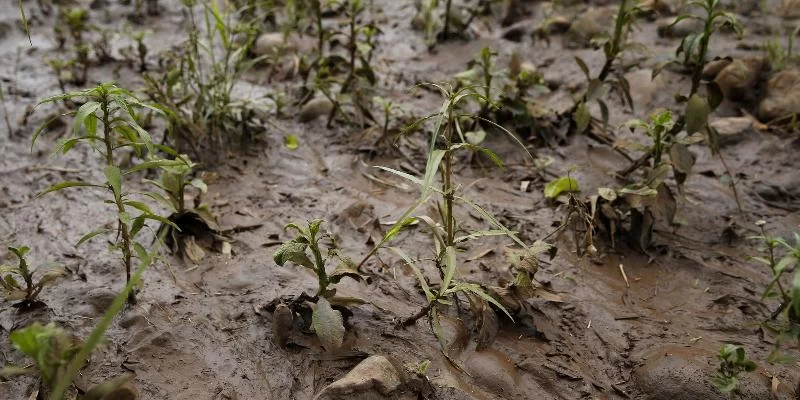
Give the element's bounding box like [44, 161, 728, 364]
[397, 301, 434, 328]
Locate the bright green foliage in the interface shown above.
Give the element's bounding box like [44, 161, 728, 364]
[711, 344, 756, 396]
[0, 322, 133, 400]
[273, 219, 361, 350]
[544, 177, 580, 199]
[0, 246, 65, 305]
[33, 82, 183, 303]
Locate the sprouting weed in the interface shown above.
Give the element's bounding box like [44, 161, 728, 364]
[0, 322, 135, 399]
[0, 246, 65, 308]
[357, 83, 551, 353]
[571, 0, 645, 135]
[121, 30, 152, 72]
[748, 224, 800, 365]
[412, 0, 499, 49]
[764, 25, 800, 71]
[273, 219, 362, 350]
[33, 82, 185, 304]
[711, 344, 757, 398]
[373, 96, 400, 138]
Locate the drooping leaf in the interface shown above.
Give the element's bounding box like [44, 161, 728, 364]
[273, 242, 314, 269]
[685, 94, 710, 135]
[574, 102, 590, 133]
[312, 297, 345, 351]
[37, 181, 101, 198]
[544, 177, 580, 199]
[104, 166, 122, 202]
[441, 246, 457, 291]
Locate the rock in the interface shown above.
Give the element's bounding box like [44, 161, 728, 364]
[314, 355, 402, 400]
[119, 312, 148, 329]
[634, 345, 786, 400]
[714, 58, 764, 102]
[564, 7, 615, 48]
[87, 288, 117, 313]
[701, 58, 732, 81]
[253, 32, 294, 56]
[625, 68, 667, 108]
[299, 97, 335, 122]
[709, 117, 756, 147]
[271, 303, 293, 347]
[462, 350, 520, 396]
[783, 0, 800, 17]
[657, 16, 703, 38]
[758, 69, 800, 121]
[101, 382, 138, 400]
[544, 16, 572, 35]
[641, 0, 676, 18]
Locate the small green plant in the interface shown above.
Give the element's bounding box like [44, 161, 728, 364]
[0, 322, 134, 399]
[412, 0, 499, 49]
[711, 344, 757, 398]
[33, 82, 183, 304]
[64, 7, 90, 84]
[273, 219, 362, 350]
[570, 0, 644, 135]
[363, 83, 551, 353]
[764, 25, 800, 71]
[373, 96, 401, 139]
[750, 222, 800, 355]
[0, 246, 65, 308]
[121, 30, 151, 72]
[143, 1, 264, 162]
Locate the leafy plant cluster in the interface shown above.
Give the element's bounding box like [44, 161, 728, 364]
[411, 0, 501, 50]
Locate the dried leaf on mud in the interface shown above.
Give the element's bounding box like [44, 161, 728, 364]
[312, 297, 345, 351]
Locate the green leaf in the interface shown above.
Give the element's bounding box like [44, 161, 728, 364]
[73, 101, 101, 136]
[190, 178, 207, 193]
[312, 297, 345, 351]
[284, 134, 299, 150]
[273, 242, 314, 269]
[37, 181, 101, 198]
[685, 94, 710, 135]
[76, 229, 112, 247]
[574, 102, 590, 134]
[465, 130, 486, 145]
[441, 246, 457, 291]
[388, 247, 434, 301]
[669, 143, 695, 174]
[544, 177, 580, 199]
[124, 159, 187, 175]
[104, 166, 122, 202]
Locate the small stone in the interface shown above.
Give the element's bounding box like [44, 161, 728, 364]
[714, 58, 764, 102]
[272, 303, 293, 347]
[119, 312, 148, 329]
[564, 7, 615, 48]
[709, 117, 756, 147]
[87, 288, 117, 313]
[701, 58, 732, 81]
[101, 382, 138, 400]
[253, 32, 295, 57]
[314, 355, 402, 400]
[299, 97, 335, 122]
[758, 69, 800, 122]
[657, 17, 703, 38]
[625, 68, 667, 108]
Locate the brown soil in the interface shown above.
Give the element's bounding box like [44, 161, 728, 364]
[1, 0, 799, 399]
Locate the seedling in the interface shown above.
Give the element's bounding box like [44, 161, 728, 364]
[749, 223, 800, 363]
[33, 83, 184, 303]
[0, 322, 134, 399]
[412, 0, 499, 49]
[0, 246, 65, 308]
[273, 219, 362, 350]
[764, 25, 800, 71]
[711, 344, 756, 398]
[360, 84, 551, 352]
[146, 154, 224, 264]
[570, 0, 644, 135]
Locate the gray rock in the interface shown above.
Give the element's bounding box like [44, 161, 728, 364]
[714, 58, 765, 102]
[314, 355, 402, 400]
[253, 32, 294, 57]
[758, 69, 800, 122]
[564, 7, 615, 48]
[709, 117, 756, 147]
[657, 16, 704, 38]
[299, 97, 335, 122]
[634, 345, 785, 400]
[87, 288, 117, 313]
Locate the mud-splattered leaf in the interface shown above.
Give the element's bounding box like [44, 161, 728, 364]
[284, 134, 299, 150]
[329, 262, 363, 284]
[467, 294, 499, 351]
[312, 297, 344, 351]
[685, 94, 710, 134]
[273, 241, 313, 269]
[544, 177, 580, 199]
[431, 307, 447, 354]
[598, 187, 617, 202]
[669, 143, 694, 174]
[574, 102, 590, 133]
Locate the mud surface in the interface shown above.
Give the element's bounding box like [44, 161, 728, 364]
[1, 0, 799, 399]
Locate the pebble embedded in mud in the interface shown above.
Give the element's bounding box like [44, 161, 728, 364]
[758, 69, 800, 122]
[86, 287, 118, 313]
[564, 7, 616, 48]
[462, 349, 520, 397]
[713, 57, 765, 103]
[313, 355, 403, 400]
[299, 97, 335, 122]
[634, 345, 791, 400]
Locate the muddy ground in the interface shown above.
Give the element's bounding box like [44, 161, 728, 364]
[1, 0, 800, 399]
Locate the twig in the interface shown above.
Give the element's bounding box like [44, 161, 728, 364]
[619, 264, 630, 288]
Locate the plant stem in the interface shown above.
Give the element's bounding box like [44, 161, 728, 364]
[397, 301, 434, 328]
[101, 92, 135, 304]
[442, 0, 453, 39]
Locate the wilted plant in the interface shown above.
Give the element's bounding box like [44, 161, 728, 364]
[273, 219, 362, 350]
[0, 246, 65, 308]
[711, 344, 757, 398]
[33, 82, 183, 303]
[0, 322, 136, 400]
